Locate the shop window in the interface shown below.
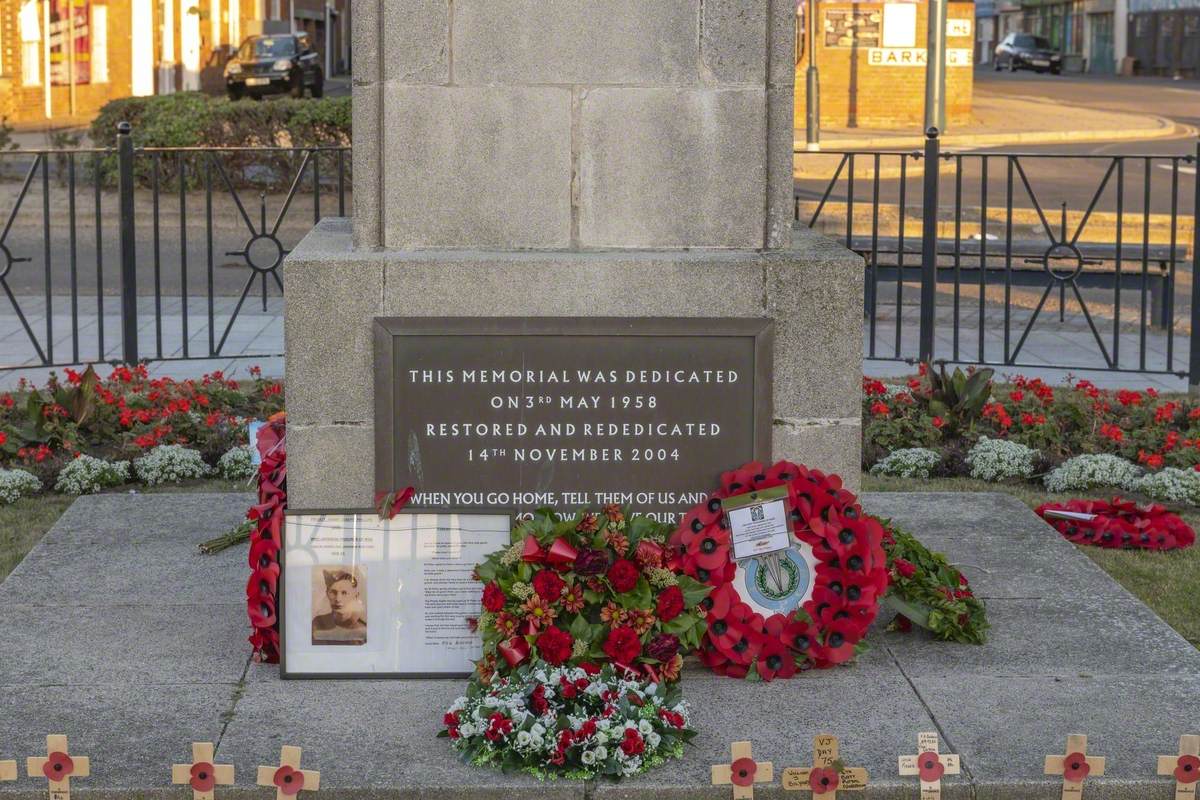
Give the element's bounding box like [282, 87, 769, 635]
[20, 0, 41, 86]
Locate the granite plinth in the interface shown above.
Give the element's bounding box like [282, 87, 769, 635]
[0, 491, 1196, 800]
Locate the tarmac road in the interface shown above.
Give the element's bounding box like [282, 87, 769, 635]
[797, 70, 1199, 220]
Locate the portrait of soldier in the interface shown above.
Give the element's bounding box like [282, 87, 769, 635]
[311, 567, 367, 646]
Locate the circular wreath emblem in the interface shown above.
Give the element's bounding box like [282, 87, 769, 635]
[1036, 497, 1196, 551]
[670, 460, 889, 680]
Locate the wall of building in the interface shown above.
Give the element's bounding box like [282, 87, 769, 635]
[795, 0, 975, 130]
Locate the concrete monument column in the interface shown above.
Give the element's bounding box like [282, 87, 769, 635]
[284, 0, 864, 509]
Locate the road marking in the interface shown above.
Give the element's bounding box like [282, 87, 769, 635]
[1156, 163, 1197, 175]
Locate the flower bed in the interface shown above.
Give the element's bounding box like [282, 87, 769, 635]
[864, 365, 1200, 506]
[0, 365, 283, 499]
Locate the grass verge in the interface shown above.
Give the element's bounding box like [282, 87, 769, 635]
[0, 480, 251, 584]
[864, 474, 1200, 649]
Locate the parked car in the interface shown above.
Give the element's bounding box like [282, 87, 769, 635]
[993, 33, 1062, 74]
[224, 33, 324, 100]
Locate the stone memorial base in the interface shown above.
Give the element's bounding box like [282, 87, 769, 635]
[282, 219, 864, 510]
[1, 492, 1196, 800]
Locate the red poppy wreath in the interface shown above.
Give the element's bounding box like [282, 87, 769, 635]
[1036, 497, 1196, 552]
[669, 460, 890, 680]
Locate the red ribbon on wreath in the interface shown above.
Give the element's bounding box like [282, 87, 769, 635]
[670, 460, 890, 680]
[1036, 497, 1195, 551]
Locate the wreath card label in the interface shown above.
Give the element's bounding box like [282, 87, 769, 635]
[724, 486, 793, 560]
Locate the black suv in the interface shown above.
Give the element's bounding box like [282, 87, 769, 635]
[225, 33, 324, 100]
[993, 33, 1062, 74]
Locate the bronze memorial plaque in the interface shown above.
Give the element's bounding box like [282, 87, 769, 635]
[374, 318, 772, 522]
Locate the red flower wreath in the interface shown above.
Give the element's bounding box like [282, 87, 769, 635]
[1036, 498, 1196, 552]
[670, 461, 889, 679]
[246, 412, 287, 663]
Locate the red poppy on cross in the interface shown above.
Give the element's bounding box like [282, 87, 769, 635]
[1156, 734, 1200, 800]
[256, 746, 320, 800]
[898, 732, 960, 800]
[26, 735, 90, 800]
[781, 734, 868, 798]
[712, 741, 773, 800]
[1044, 734, 1106, 800]
[171, 742, 234, 800]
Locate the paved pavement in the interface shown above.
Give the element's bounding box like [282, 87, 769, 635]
[0, 491, 1194, 800]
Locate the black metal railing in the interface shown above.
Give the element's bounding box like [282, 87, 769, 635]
[0, 123, 349, 371]
[3, 123, 1199, 387]
[797, 129, 1200, 386]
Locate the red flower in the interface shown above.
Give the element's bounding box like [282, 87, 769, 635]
[532, 569, 565, 602]
[485, 712, 513, 741]
[655, 585, 684, 622]
[272, 766, 304, 796]
[529, 684, 550, 715]
[756, 637, 797, 681]
[932, 416, 945, 429]
[620, 728, 646, 757]
[602, 625, 642, 665]
[1175, 754, 1200, 784]
[894, 558, 916, 578]
[730, 757, 758, 787]
[606, 559, 640, 593]
[918, 752, 945, 782]
[809, 767, 840, 794]
[870, 401, 890, 417]
[0, 432, 6, 446]
[535, 625, 574, 666]
[1062, 753, 1090, 783]
[189, 762, 216, 793]
[481, 582, 506, 612]
[42, 752, 74, 781]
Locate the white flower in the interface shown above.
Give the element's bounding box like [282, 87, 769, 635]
[516, 731, 532, 747]
[530, 723, 546, 737]
[529, 734, 544, 749]
[1129, 467, 1200, 505]
[458, 723, 476, 737]
[593, 746, 608, 761]
[581, 750, 597, 766]
[1044, 454, 1142, 493]
[869, 447, 942, 478]
[646, 732, 661, 749]
[54, 455, 130, 494]
[216, 445, 255, 480]
[965, 436, 1038, 481]
[638, 720, 653, 735]
[0, 469, 41, 505]
[133, 445, 210, 486]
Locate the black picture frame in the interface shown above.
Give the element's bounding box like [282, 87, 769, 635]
[280, 506, 514, 680]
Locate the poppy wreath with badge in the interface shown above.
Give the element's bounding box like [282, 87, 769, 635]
[245, 412, 287, 664]
[669, 460, 889, 680]
[1036, 497, 1196, 552]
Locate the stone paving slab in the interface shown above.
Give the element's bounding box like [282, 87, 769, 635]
[0, 491, 1195, 800]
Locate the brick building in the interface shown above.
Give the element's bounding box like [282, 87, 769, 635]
[795, 0, 976, 129]
[0, 0, 349, 124]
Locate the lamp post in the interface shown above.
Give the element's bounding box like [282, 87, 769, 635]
[924, 0, 948, 133]
[805, 0, 821, 152]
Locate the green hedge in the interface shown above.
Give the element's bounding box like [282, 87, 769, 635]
[89, 93, 351, 189]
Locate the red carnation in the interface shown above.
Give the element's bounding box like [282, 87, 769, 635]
[602, 625, 642, 665]
[894, 558, 916, 578]
[532, 570, 565, 602]
[529, 684, 550, 715]
[607, 559, 640, 593]
[536, 625, 574, 666]
[645, 633, 680, 663]
[655, 585, 685, 622]
[481, 581, 506, 612]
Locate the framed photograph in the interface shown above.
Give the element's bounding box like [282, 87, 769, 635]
[281, 507, 512, 679]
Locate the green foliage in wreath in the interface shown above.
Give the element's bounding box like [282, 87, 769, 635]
[879, 520, 989, 645]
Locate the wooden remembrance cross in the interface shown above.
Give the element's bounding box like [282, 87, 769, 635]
[172, 742, 234, 800]
[781, 734, 868, 798]
[27, 735, 90, 800]
[898, 732, 960, 800]
[0, 750, 15, 783]
[257, 746, 320, 800]
[1158, 734, 1200, 800]
[1044, 734, 1106, 799]
[712, 741, 773, 799]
